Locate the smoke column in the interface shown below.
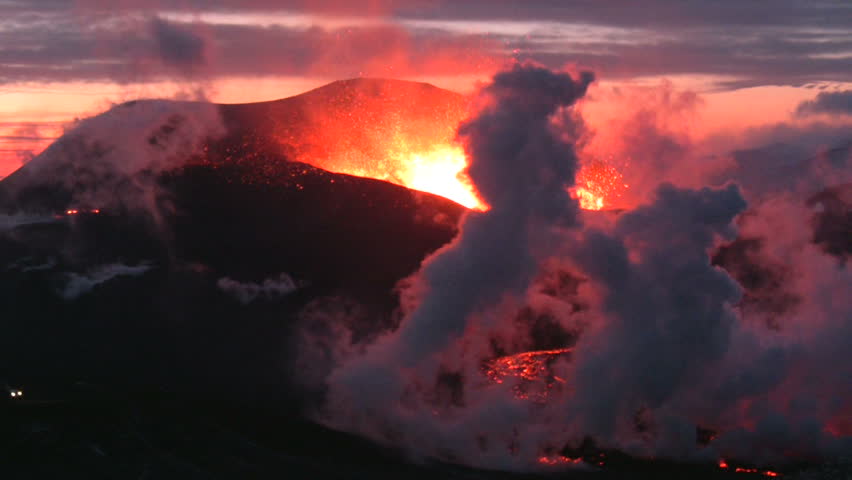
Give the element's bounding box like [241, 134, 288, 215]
[323, 63, 593, 447]
[393, 64, 594, 365]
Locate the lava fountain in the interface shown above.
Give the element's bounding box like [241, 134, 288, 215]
[571, 159, 627, 210]
[276, 78, 624, 211]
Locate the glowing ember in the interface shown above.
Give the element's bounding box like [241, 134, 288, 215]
[719, 459, 781, 477]
[486, 347, 572, 383]
[538, 455, 583, 466]
[484, 348, 571, 401]
[572, 160, 626, 210]
[64, 208, 101, 216]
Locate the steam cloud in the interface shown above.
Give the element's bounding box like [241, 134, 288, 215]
[321, 63, 595, 467]
[304, 65, 852, 469]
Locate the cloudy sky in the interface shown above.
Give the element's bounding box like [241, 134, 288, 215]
[1, 0, 851, 176]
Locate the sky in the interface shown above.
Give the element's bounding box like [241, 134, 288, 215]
[1, 0, 852, 177]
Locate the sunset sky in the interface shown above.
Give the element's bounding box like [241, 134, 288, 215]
[2, 0, 851, 178]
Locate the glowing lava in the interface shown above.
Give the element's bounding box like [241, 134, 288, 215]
[275, 79, 486, 209]
[719, 459, 781, 477]
[484, 348, 571, 401]
[538, 455, 583, 466]
[277, 79, 625, 212]
[572, 160, 627, 211]
[391, 144, 481, 210]
[332, 138, 483, 210]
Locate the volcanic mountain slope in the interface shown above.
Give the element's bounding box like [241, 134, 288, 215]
[217, 77, 468, 158]
[0, 79, 473, 414]
[0, 78, 469, 212]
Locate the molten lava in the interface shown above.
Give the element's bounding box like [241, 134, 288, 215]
[538, 455, 583, 466]
[484, 348, 571, 401]
[719, 459, 781, 477]
[275, 79, 486, 209]
[572, 160, 627, 210]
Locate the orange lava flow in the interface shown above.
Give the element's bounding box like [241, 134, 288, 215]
[719, 459, 781, 477]
[484, 348, 572, 401]
[538, 455, 583, 466]
[485, 347, 572, 383]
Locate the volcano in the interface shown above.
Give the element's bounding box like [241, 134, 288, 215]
[0, 78, 849, 479]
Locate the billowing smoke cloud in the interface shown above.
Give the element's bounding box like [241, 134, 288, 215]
[317, 63, 594, 466]
[578, 81, 702, 207]
[217, 272, 299, 304]
[387, 63, 593, 365]
[60, 262, 153, 300]
[578, 81, 852, 209]
[565, 183, 747, 455]
[301, 64, 851, 469]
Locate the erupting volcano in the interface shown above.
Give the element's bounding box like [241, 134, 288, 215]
[268, 79, 485, 209]
[224, 78, 625, 212]
[1, 69, 850, 480]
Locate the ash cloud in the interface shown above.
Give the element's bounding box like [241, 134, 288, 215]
[217, 272, 299, 304]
